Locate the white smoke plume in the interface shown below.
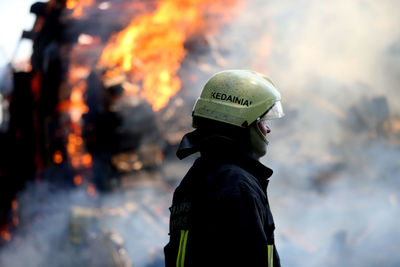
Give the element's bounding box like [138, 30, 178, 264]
[0, 181, 172, 267]
[218, 0, 400, 266]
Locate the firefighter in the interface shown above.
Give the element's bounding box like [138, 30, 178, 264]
[164, 70, 284, 267]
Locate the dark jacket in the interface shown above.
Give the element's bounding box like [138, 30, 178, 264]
[164, 130, 281, 267]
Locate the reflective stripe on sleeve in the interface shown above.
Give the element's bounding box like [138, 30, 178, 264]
[176, 230, 189, 267]
[267, 244, 274, 267]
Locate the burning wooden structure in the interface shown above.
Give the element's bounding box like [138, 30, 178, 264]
[0, 0, 240, 254]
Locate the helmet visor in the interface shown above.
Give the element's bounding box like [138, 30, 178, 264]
[260, 101, 284, 120]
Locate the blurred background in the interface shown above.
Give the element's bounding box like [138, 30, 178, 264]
[0, 0, 399, 266]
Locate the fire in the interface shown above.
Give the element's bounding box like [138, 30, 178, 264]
[11, 200, 18, 211]
[11, 199, 19, 227]
[52, 44, 93, 187]
[66, 0, 78, 9]
[73, 175, 83, 186]
[60, 0, 240, 195]
[56, 63, 92, 173]
[1, 231, 11, 242]
[53, 150, 63, 164]
[68, 81, 89, 123]
[66, 0, 95, 17]
[65, 66, 90, 123]
[68, 65, 91, 83]
[67, 132, 90, 169]
[81, 153, 93, 168]
[99, 0, 239, 111]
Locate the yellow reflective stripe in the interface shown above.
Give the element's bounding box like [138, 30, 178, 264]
[176, 230, 185, 267]
[180, 230, 189, 266]
[176, 230, 189, 267]
[267, 244, 274, 267]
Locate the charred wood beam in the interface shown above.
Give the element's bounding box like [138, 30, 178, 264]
[30, 2, 48, 16]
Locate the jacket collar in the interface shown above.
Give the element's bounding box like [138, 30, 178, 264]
[176, 130, 273, 186]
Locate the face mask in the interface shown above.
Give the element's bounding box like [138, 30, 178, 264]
[249, 122, 269, 159]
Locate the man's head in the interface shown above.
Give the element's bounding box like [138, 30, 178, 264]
[192, 69, 284, 158]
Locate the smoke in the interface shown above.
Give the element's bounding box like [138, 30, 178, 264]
[213, 0, 400, 266]
[0, 180, 171, 267]
[219, 0, 400, 106]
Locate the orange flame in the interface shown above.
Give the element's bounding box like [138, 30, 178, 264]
[53, 150, 63, 164]
[11, 200, 18, 211]
[57, 66, 89, 124]
[59, 65, 91, 170]
[70, 81, 89, 123]
[66, 0, 95, 17]
[56, 56, 93, 186]
[81, 153, 93, 168]
[11, 199, 19, 227]
[73, 175, 83, 186]
[99, 0, 239, 111]
[1, 231, 11, 242]
[66, 0, 78, 9]
[67, 132, 91, 169]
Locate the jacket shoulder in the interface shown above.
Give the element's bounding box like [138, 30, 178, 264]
[202, 162, 267, 203]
